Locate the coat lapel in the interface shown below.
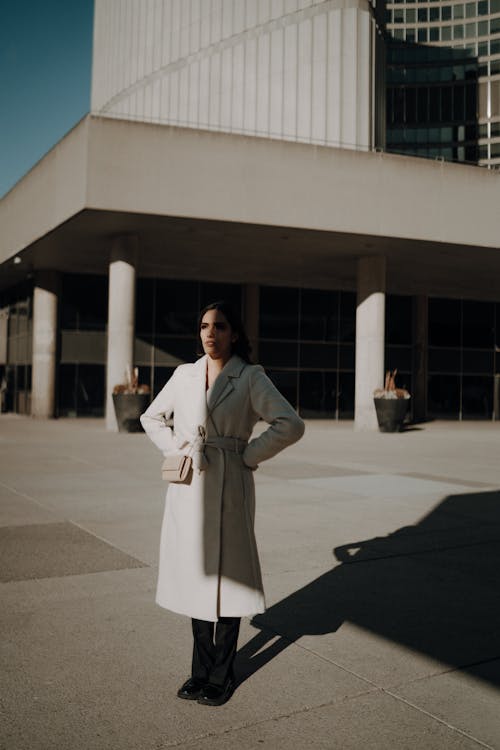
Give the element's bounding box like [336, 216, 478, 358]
[207, 356, 246, 415]
[189, 355, 208, 425]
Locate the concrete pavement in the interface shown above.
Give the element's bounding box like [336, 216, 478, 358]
[1, 414, 500, 749]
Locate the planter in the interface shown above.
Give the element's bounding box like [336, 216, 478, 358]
[112, 393, 151, 433]
[374, 397, 410, 433]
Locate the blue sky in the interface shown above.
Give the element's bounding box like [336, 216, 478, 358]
[0, 0, 94, 198]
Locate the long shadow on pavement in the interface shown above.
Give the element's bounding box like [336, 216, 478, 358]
[236, 489, 500, 688]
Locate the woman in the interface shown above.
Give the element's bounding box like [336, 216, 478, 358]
[141, 301, 304, 706]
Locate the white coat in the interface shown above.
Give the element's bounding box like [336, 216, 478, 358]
[140, 354, 305, 622]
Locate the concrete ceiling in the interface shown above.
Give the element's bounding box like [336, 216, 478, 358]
[3, 208, 500, 301]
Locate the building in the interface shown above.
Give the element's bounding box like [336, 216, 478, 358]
[385, 0, 500, 165]
[1, 0, 500, 430]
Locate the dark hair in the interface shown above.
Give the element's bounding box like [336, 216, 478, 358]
[197, 300, 252, 363]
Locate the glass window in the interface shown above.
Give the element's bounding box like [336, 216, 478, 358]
[491, 16, 500, 32]
[478, 20, 488, 34]
[454, 3, 465, 17]
[462, 301, 494, 348]
[406, 29, 416, 42]
[429, 348, 462, 372]
[152, 367, 175, 398]
[406, 7, 416, 21]
[267, 369, 298, 408]
[154, 336, 198, 365]
[430, 6, 440, 20]
[394, 8, 404, 22]
[61, 274, 108, 331]
[386, 295, 413, 345]
[466, 1, 477, 16]
[418, 7, 428, 21]
[338, 344, 355, 370]
[385, 346, 412, 372]
[478, 0, 488, 13]
[339, 292, 356, 343]
[442, 25, 452, 40]
[462, 376, 493, 418]
[300, 289, 339, 341]
[76, 365, 105, 416]
[462, 349, 494, 373]
[442, 86, 453, 119]
[442, 5, 452, 19]
[418, 28, 428, 42]
[430, 27, 440, 40]
[136, 278, 155, 335]
[491, 0, 500, 11]
[259, 341, 298, 368]
[260, 286, 299, 340]
[428, 374, 460, 418]
[299, 371, 337, 418]
[429, 298, 461, 346]
[453, 24, 465, 38]
[156, 280, 198, 336]
[200, 282, 241, 312]
[491, 40, 500, 54]
[465, 21, 476, 36]
[299, 343, 338, 370]
[338, 372, 355, 419]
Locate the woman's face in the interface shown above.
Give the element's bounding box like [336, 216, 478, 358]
[200, 309, 237, 362]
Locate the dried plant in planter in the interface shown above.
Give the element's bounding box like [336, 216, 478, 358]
[374, 369, 410, 400]
[113, 366, 150, 395]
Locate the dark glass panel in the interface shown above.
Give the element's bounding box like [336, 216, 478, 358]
[428, 348, 461, 373]
[76, 365, 105, 417]
[462, 375, 493, 418]
[153, 367, 176, 398]
[496, 352, 500, 374]
[154, 337, 198, 366]
[338, 344, 355, 370]
[462, 300, 494, 347]
[58, 364, 77, 417]
[259, 341, 298, 369]
[428, 374, 460, 418]
[299, 343, 338, 370]
[496, 303, 500, 347]
[338, 372, 355, 419]
[385, 346, 412, 372]
[299, 371, 337, 418]
[428, 298, 461, 346]
[300, 289, 339, 341]
[136, 278, 155, 335]
[339, 292, 356, 342]
[462, 349, 493, 374]
[156, 280, 198, 336]
[200, 282, 242, 312]
[259, 286, 299, 340]
[60, 274, 108, 331]
[386, 295, 413, 344]
[266, 369, 298, 408]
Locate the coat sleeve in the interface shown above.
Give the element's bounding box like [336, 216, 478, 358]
[140, 368, 180, 456]
[242, 366, 305, 469]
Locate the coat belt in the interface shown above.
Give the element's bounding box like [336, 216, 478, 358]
[190, 427, 247, 471]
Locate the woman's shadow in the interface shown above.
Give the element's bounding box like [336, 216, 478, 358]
[235, 489, 500, 688]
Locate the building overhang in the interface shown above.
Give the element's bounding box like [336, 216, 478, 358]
[2, 115, 500, 299]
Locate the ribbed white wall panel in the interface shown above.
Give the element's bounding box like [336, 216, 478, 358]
[91, 0, 374, 150]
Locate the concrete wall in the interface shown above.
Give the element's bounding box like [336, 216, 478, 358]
[91, 0, 374, 150]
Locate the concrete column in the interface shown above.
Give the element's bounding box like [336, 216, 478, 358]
[413, 295, 428, 423]
[105, 237, 137, 430]
[355, 256, 386, 431]
[244, 284, 260, 363]
[31, 271, 60, 418]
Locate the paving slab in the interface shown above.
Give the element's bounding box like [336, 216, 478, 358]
[1, 415, 500, 750]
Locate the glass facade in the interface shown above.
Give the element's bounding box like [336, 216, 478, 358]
[385, 0, 500, 166]
[428, 297, 500, 418]
[2, 274, 500, 421]
[0, 282, 33, 415]
[259, 287, 356, 418]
